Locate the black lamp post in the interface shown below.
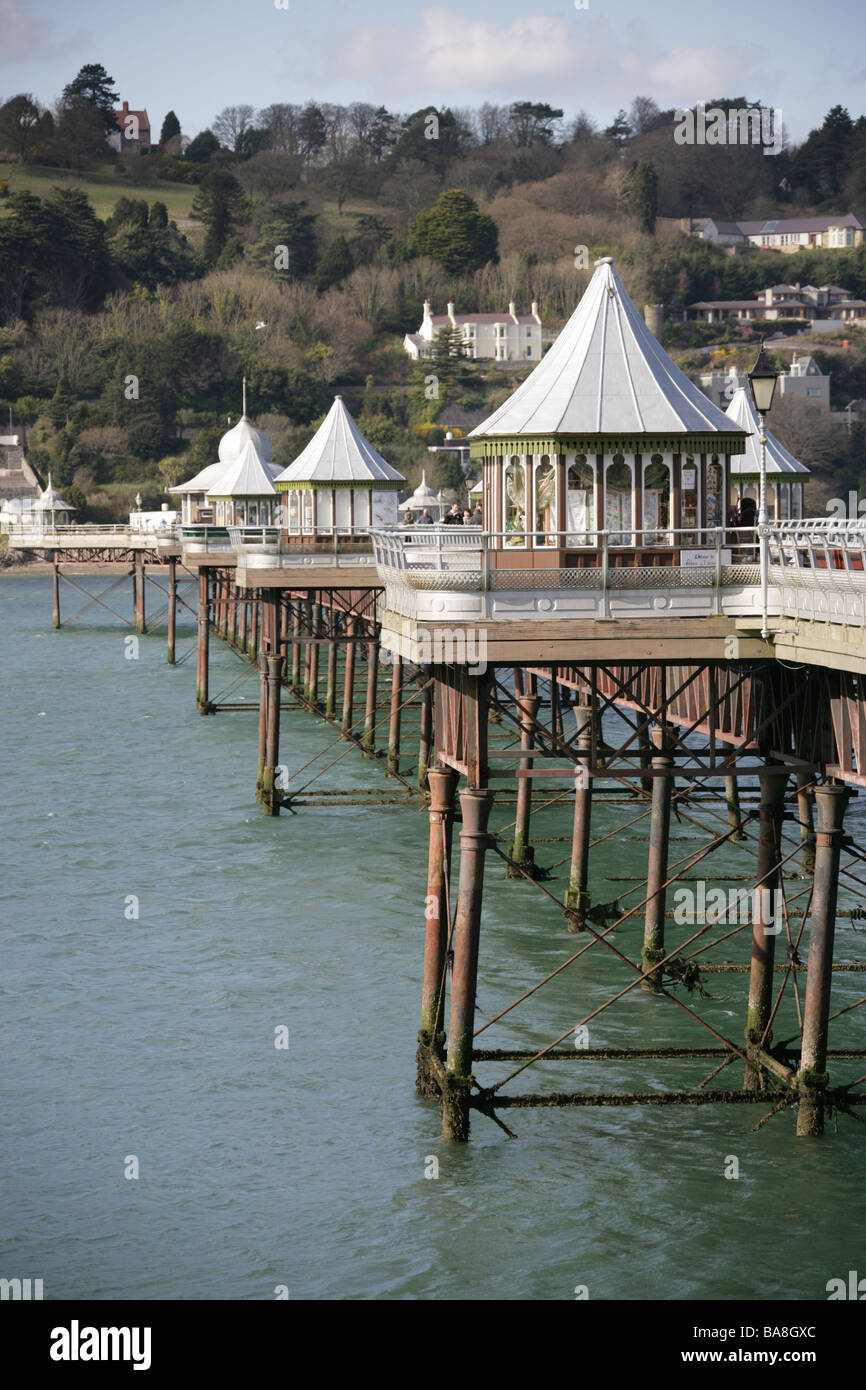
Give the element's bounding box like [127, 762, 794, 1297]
[747, 341, 779, 640]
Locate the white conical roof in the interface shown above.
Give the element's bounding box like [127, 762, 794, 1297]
[169, 460, 225, 494]
[470, 259, 748, 440]
[218, 414, 272, 465]
[725, 387, 810, 475]
[207, 438, 277, 498]
[35, 473, 75, 510]
[275, 397, 405, 487]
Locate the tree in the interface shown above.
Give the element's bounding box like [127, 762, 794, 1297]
[320, 144, 370, 214]
[44, 188, 111, 310]
[351, 214, 393, 264]
[191, 169, 248, 263]
[315, 235, 353, 292]
[185, 129, 221, 163]
[159, 110, 181, 148]
[55, 95, 107, 173]
[0, 94, 41, 163]
[603, 109, 632, 151]
[507, 102, 563, 147]
[297, 102, 328, 165]
[212, 104, 257, 153]
[626, 159, 658, 234]
[408, 189, 498, 274]
[61, 63, 119, 135]
[388, 106, 470, 171]
[628, 96, 664, 136]
[247, 199, 318, 280]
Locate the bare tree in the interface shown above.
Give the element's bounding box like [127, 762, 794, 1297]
[212, 104, 257, 152]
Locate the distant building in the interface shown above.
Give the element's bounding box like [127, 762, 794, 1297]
[107, 101, 152, 153]
[700, 356, 830, 411]
[685, 213, 864, 253]
[687, 282, 866, 324]
[404, 300, 543, 362]
[0, 430, 40, 503]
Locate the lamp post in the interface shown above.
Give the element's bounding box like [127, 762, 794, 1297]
[747, 341, 779, 641]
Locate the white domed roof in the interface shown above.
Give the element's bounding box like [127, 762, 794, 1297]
[218, 415, 272, 465]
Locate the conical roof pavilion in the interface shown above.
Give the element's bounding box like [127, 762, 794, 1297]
[469, 259, 747, 453]
[275, 397, 404, 488]
[725, 386, 809, 477]
[34, 474, 75, 511]
[208, 438, 278, 498]
[398, 469, 441, 512]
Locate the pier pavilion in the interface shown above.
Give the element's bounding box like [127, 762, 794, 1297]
[725, 384, 808, 521]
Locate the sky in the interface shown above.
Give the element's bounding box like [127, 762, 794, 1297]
[1, 0, 863, 146]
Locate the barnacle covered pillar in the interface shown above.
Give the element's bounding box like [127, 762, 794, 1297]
[566, 705, 593, 928]
[387, 654, 403, 775]
[261, 595, 283, 817]
[743, 767, 787, 1089]
[641, 730, 675, 988]
[508, 692, 540, 878]
[417, 764, 459, 1097]
[196, 568, 212, 714]
[797, 784, 849, 1135]
[341, 616, 356, 737]
[166, 557, 177, 665]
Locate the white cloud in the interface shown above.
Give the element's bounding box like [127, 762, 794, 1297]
[330, 6, 764, 111]
[0, 0, 91, 65]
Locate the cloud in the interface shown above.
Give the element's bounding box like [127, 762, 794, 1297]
[330, 6, 764, 111]
[0, 0, 91, 64]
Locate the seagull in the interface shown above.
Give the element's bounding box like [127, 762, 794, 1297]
[255, 321, 267, 331]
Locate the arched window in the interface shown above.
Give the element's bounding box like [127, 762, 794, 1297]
[567, 454, 594, 546]
[534, 454, 556, 546]
[680, 454, 698, 543]
[605, 454, 633, 546]
[642, 453, 671, 544]
[504, 455, 526, 546]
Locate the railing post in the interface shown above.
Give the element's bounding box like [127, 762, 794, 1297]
[601, 530, 610, 618]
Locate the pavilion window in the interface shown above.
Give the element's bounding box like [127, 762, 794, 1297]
[355, 491, 371, 529]
[504, 455, 526, 545]
[317, 491, 332, 532]
[604, 454, 633, 546]
[236, 501, 247, 525]
[792, 483, 803, 519]
[302, 490, 314, 533]
[643, 453, 671, 545]
[705, 454, 724, 530]
[533, 454, 556, 546]
[248, 502, 258, 525]
[779, 481, 790, 519]
[566, 454, 594, 546]
[680, 454, 698, 543]
[334, 490, 351, 533]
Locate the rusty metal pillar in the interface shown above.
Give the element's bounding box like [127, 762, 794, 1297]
[325, 620, 338, 721]
[566, 705, 593, 929]
[796, 771, 816, 875]
[638, 719, 652, 796]
[256, 651, 268, 802]
[725, 775, 746, 841]
[550, 667, 562, 742]
[641, 730, 674, 988]
[302, 598, 313, 700]
[743, 767, 787, 1090]
[308, 600, 321, 707]
[166, 557, 177, 664]
[236, 584, 247, 655]
[508, 693, 540, 878]
[387, 654, 403, 775]
[417, 765, 459, 1097]
[341, 616, 356, 736]
[196, 569, 212, 714]
[797, 783, 849, 1135]
[418, 672, 433, 789]
[133, 557, 146, 634]
[442, 788, 493, 1142]
[249, 589, 258, 659]
[261, 596, 283, 817]
[363, 636, 379, 754]
[290, 600, 301, 690]
[52, 555, 61, 629]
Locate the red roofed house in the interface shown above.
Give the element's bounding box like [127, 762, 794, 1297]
[404, 299, 543, 363]
[107, 101, 151, 153]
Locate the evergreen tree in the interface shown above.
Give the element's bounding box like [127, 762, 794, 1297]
[185, 129, 220, 163]
[247, 199, 318, 280]
[61, 63, 119, 135]
[314, 235, 353, 292]
[409, 189, 498, 275]
[627, 160, 658, 234]
[159, 110, 181, 147]
[0, 94, 41, 163]
[191, 169, 248, 263]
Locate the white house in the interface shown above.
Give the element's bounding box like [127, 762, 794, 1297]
[700, 356, 831, 412]
[687, 214, 864, 253]
[404, 300, 543, 362]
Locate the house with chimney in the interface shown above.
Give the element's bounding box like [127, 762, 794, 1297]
[404, 300, 543, 363]
[685, 213, 864, 252]
[687, 282, 866, 324]
[107, 101, 152, 153]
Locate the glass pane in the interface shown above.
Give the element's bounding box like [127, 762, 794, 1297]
[705, 456, 723, 529]
[680, 455, 698, 544]
[302, 491, 314, 532]
[643, 455, 670, 544]
[534, 455, 556, 546]
[504, 456, 526, 545]
[567, 455, 594, 546]
[605, 457, 632, 546]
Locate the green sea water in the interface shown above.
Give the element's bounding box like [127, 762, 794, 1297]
[2, 574, 864, 1301]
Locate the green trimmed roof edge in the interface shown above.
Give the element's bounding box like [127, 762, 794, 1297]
[469, 434, 748, 459]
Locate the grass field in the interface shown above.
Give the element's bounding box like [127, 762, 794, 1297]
[0, 162, 197, 223]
